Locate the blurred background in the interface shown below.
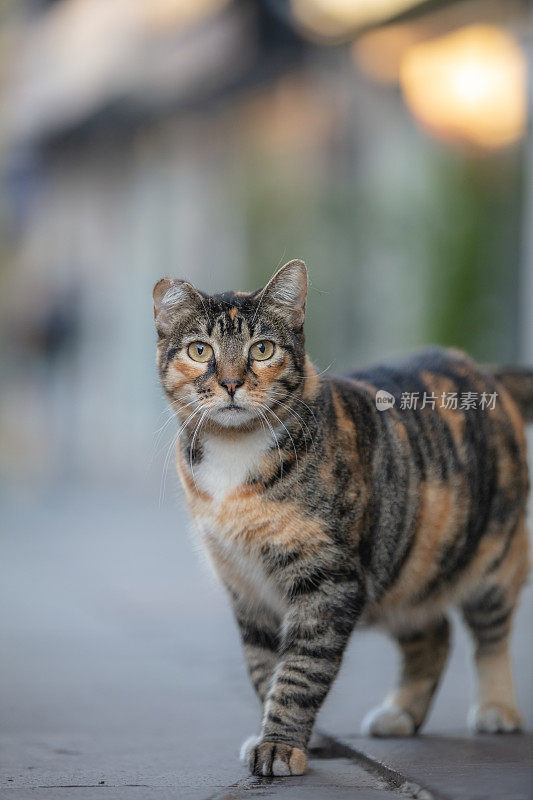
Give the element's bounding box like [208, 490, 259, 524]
[1, 1, 533, 793]
[1, 0, 532, 488]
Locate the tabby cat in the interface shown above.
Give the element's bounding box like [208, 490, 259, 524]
[153, 260, 530, 777]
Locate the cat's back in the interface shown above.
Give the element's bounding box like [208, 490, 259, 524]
[346, 345, 505, 403]
[336, 345, 527, 460]
[334, 344, 529, 532]
[324, 346, 529, 618]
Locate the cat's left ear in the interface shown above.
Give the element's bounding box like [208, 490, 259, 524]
[260, 259, 308, 328]
[153, 277, 202, 338]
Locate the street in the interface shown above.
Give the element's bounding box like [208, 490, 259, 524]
[1, 484, 532, 800]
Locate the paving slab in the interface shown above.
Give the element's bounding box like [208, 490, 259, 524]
[342, 733, 533, 800]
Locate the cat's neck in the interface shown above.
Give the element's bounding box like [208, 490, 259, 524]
[193, 426, 274, 501]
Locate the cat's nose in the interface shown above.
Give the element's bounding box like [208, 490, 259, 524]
[220, 378, 244, 398]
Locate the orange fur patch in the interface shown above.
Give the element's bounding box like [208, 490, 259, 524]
[166, 359, 206, 392]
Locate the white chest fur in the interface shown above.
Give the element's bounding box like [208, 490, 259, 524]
[192, 427, 286, 614]
[200, 524, 288, 616]
[194, 427, 273, 501]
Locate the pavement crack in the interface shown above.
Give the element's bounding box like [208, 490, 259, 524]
[312, 730, 452, 800]
[36, 785, 151, 789]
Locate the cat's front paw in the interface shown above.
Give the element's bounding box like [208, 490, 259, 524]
[239, 735, 260, 765]
[361, 703, 416, 737]
[246, 740, 307, 777]
[468, 703, 523, 734]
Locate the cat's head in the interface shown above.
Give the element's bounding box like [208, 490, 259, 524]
[153, 260, 308, 430]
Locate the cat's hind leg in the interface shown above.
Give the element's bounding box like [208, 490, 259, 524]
[462, 590, 523, 733]
[362, 616, 450, 737]
[461, 521, 528, 734]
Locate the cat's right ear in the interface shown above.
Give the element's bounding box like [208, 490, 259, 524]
[152, 278, 200, 338]
[260, 259, 308, 328]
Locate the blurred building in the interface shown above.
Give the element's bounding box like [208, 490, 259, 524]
[0, 0, 531, 486]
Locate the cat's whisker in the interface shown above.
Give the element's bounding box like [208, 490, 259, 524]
[196, 294, 213, 329]
[255, 401, 299, 477]
[260, 391, 312, 437]
[153, 397, 199, 452]
[263, 388, 319, 429]
[157, 405, 176, 421]
[159, 428, 180, 507]
[151, 401, 188, 471]
[257, 389, 319, 447]
[159, 429, 182, 506]
[155, 398, 202, 454]
[189, 409, 210, 493]
[300, 361, 335, 379]
[155, 394, 198, 425]
[254, 405, 283, 479]
[264, 406, 299, 476]
[174, 397, 204, 418]
[155, 397, 191, 429]
[251, 289, 266, 326]
[159, 405, 204, 506]
[268, 398, 317, 460]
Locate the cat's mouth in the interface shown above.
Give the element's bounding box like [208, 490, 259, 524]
[212, 402, 256, 428]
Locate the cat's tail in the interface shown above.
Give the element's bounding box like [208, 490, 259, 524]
[492, 366, 533, 423]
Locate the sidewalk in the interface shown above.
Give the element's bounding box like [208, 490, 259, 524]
[1, 486, 531, 800]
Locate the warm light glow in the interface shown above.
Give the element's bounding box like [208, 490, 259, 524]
[352, 25, 420, 85]
[291, 0, 419, 40]
[399, 25, 526, 150]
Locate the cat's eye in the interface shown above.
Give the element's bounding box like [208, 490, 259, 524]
[187, 342, 213, 363]
[250, 341, 275, 361]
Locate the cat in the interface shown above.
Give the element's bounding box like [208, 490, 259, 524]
[153, 259, 531, 777]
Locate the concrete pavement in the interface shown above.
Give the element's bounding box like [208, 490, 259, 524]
[1, 485, 532, 799]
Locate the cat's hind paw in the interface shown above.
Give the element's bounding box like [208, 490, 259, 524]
[361, 703, 416, 737]
[468, 703, 523, 734]
[246, 740, 307, 777]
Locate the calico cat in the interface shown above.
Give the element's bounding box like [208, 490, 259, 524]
[153, 260, 531, 777]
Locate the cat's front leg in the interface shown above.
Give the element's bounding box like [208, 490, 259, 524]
[230, 591, 280, 706]
[247, 581, 363, 777]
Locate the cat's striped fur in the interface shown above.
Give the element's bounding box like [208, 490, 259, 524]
[153, 260, 531, 777]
